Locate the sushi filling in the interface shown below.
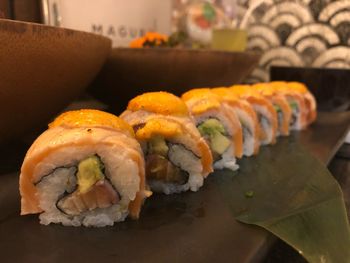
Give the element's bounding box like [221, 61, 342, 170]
[38, 156, 120, 216]
[289, 102, 299, 127]
[132, 123, 146, 133]
[145, 136, 191, 185]
[274, 104, 283, 130]
[242, 125, 253, 144]
[197, 118, 231, 162]
[146, 155, 188, 184]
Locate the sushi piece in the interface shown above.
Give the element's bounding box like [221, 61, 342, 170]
[20, 109, 149, 227]
[287, 82, 317, 125]
[270, 81, 308, 130]
[230, 85, 278, 146]
[182, 88, 243, 170]
[211, 87, 260, 156]
[121, 91, 213, 195]
[252, 83, 292, 136]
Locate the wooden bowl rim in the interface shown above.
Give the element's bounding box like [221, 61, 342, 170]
[0, 18, 112, 44]
[113, 47, 262, 58]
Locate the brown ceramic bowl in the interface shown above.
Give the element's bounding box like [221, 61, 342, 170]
[88, 48, 261, 113]
[0, 18, 111, 143]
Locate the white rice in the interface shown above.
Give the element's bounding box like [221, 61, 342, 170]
[242, 126, 255, 156]
[214, 145, 239, 171]
[168, 144, 202, 175]
[148, 173, 204, 195]
[253, 104, 274, 145]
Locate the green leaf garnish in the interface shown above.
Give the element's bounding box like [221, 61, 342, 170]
[245, 190, 254, 198]
[214, 137, 350, 263]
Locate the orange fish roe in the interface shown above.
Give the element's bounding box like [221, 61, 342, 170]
[190, 99, 221, 115]
[211, 87, 240, 102]
[230, 85, 264, 99]
[181, 88, 212, 101]
[127, 91, 189, 116]
[252, 83, 277, 96]
[182, 88, 222, 114]
[135, 118, 183, 140]
[287, 82, 309, 93]
[49, 109, 134, 136]
[181, 88, 221, 115]
[269, 81, 289, 91]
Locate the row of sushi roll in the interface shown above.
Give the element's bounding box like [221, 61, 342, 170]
[19, 81, 317, 227]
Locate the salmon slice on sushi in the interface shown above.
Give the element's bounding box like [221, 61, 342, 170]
[211, 87, 260, 157]
[20, 109, 149, 227]
[270, 81, 308, 130]
[252, 83, 292, 136]
[121, 91, 213, 195]
[182, 88, 243, 170]
[287, 81, 317, 125]
[230, 85, 278, 146]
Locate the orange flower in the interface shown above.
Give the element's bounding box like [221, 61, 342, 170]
[129, 32, 169, 48]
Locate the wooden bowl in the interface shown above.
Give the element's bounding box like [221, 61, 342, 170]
[88, 48, 261, 113]
[0, 19, 111, 143]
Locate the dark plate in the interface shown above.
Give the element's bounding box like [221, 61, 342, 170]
[0, 112, 349, 263]
[88, 48, 261, 113]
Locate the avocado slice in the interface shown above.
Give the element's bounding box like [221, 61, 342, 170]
[210, 132, 231, 154]
[198, 118, 231, 155]
[77, 156, 104, 194]
[148, 136, 169, 156]
[290, 101, 298, 111]
[274, 104, 281, 112]
[198, 118, 226, 135]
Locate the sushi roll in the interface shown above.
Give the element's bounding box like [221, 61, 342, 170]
[20, 109, 149, 227]
[287, 82, 317, 125]
[270, 81, 308, 130]
[252, 83, 292, 136]
[211, 87, 260, 157]
[121, 91, 213, 195]
[182, 88, 243, 170]
[230, 85, 278, 146]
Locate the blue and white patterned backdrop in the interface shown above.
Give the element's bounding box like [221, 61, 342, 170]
[236, 0, 350, 82]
